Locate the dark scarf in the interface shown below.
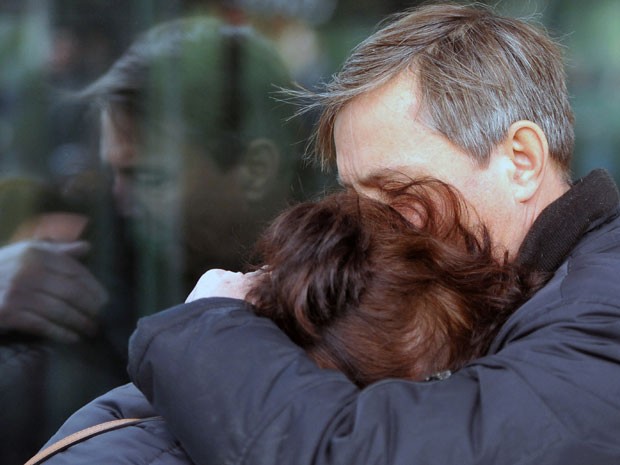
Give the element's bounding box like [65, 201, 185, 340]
[516, 169, 620, 273]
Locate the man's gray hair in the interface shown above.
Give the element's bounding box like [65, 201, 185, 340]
[299, 3, 574, 178]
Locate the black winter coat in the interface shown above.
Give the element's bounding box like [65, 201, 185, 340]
[40, 383, 191, 465]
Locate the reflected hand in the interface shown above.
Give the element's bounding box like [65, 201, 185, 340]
[0, 240, 109, 343]
[186, 269, 257, 303]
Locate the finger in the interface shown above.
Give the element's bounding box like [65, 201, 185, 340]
[28, 293, 99, 337]
[186, 269, 227, 302]
[30, 248, 109, 313]
[239, 270, 261, 302]
[186, 269, 252, 301]
[29, 268, 108, 318]
[34, 240, 92, 258]
[3, 287, 99, 337]
[185, 288, 197, 303]
[15, 241, 108, 310]
[8, 309, 81, 343]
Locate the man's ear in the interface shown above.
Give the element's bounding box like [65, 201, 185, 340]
[238, 138, 280, 202]
[502, 120, 549, 203]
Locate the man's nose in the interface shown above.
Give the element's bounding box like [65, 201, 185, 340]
[112, 177, 139, 217]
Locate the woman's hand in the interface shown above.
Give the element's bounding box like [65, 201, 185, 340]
[185, 269, 257, 303]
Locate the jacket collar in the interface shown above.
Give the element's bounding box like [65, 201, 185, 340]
[516, 169, 620, 272]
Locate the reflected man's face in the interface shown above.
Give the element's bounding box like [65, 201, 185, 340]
[99, 109, 250, 270]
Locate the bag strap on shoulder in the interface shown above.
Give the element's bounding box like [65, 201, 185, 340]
[25, 416, 162, 465]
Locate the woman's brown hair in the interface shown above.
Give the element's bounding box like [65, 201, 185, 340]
[247, 177, 545, 387]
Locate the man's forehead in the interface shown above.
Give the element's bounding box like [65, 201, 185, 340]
[333, 73, 434, 182]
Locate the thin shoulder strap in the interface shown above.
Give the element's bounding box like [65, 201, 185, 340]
[24, 416, 162, 465]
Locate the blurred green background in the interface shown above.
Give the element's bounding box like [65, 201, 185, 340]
[1, 0, 618, 183]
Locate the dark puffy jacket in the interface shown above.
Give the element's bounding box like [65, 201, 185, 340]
[127, 171, 620, 465]
[0, 337, 49, 465]
[38, 383, 192, 465]
[39, 171, 620, 465]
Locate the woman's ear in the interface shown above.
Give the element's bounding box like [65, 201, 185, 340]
[238, 138, 280, 202]
[503, 120, 549, 203]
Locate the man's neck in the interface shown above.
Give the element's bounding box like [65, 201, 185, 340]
[509, 167, 571, 259]
[516, 169, 619, 271]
